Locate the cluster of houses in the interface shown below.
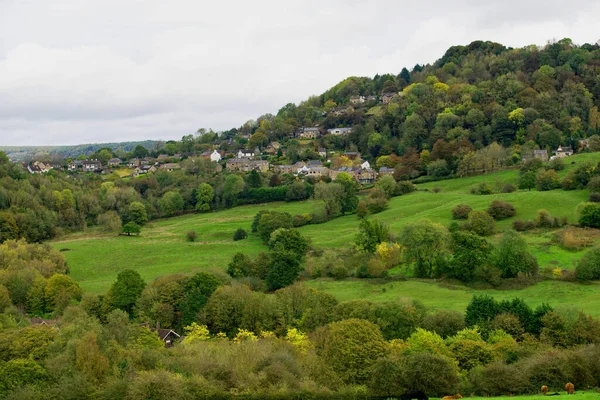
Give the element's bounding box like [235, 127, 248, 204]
[521, 145, 574, 162]
[295, 126, 353, 139]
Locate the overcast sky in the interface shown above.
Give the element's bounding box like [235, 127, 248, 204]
[1, 0, 599, 146]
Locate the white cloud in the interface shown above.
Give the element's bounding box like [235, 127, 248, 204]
[0, 0, 599, 145]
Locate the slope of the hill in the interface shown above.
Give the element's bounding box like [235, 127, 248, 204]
[53, 153, 599, 307]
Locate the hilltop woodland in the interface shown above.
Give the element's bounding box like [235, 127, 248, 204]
[3, 38, 600, 398]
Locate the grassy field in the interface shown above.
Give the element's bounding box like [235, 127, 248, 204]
[52, 153, 600, 315]
[430, 394, 597, 400]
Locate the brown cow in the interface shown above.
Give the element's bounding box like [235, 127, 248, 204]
[541, 385, 548, 395]
[441, 396, 463, 400]
[565, 382, 575, 394]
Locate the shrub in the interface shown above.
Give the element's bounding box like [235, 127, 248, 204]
[268, 228, 308, 257]
[589, 192, 600, 203]
[396, 180, 416, 195]
[487, 200, 516, 221]
[310, 208, 328, 224]
[256, 211, 292, 243]
[398, 353, 459, 397]
[466, 210, 496, 236]
[421, 310, 466, 338]
[557, 228, 592, 251]
[576, 247, 600, 280]
[316, 319, 387, 384]
[547, 157, 565, 171]
[432, 187, 441, 193]
[473, 182, 493, 195]
[562, 170, 578, 190]
[452, 204, 472, 220]
[122, 222, 141, 236]
[520, 158, 543, 174]
[233, 228, 248, 241]
[97, 211, 123, 233]
[366, 188, 389, 214]
[536, 170, 561, 191]
[588, 176, 600, 193]
[512, 219, 535, 232]
[535, 209, 553, 228]
[579, 202, 600, 228]
[501, 183, 516, 193]
[374, 175, 397, 197]
[186, 230, 198, 242]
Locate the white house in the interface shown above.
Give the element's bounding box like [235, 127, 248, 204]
[210, 150, 222, 162]
[361, 161, 371, 170]
[327, 127, 352, 136]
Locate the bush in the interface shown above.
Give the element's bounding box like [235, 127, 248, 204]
[396, 180, 416, 195]
[576, 247, 600, 280]
[512, 219, 536, 232]
[547, 157, 565, 171]
[256, 211, 292, 243]
[588, 176, 600, 193]
[579, 202, 600, 228]
[421, 310, 466, 338]
[310, 208, 329, 224]
[186, 230, 198, 242]
[97, 211, 122, 233]
[366, 188, 389, 214]
[466, 210, 496, 236]
[501, 183, 516, 193]
[535, 209, 554, 228]
[562, 170, 578, 190]
[536, 170, 561, 191]
[233, 228, 248, 241]
[487, 200, 517, 221]
[122, 222, 141, 236]
[472, 182, 493, 195]
[398, 353, 459, 397]
[589, 192, 600, 203]
[452, 204, 472, 220]
[520, 158, 543, 174]
[292, 214, 312, 227]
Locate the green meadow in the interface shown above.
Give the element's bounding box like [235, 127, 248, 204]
[52, 153, 600, 316]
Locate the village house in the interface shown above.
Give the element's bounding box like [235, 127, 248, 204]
[361, 160, 371, 170]
[157, 154, 170, 162]
[128, 158, 140, 168]
[292, 161, 307, 174]
[82, 160, 102, 172]
[329, 167, 357, 181]
[306, 166, 330, 178]
[199, 150, 212, 159]
[343, 151, 361, 161]
[108, 158, 122, 167]
[159, 163, 181, 172]
[68, 160, 83, 171]
[300, 127, 320, 139]
[554, 145, 574, 158]
[226, 159, 269, 173]
[381, 92, 397, 104]
[139, 323, 181, 348]
[533, 150, 548, 161]
[329, 106, 351, 117]
[133, 165, 157, 177]
[27, 164, 42, 174]
[366, 95, 377, 102]
[327, 127, 352, 136]
[349, 95, 365, 105]
[357, 168, 377, 184]
[308, 160, 323, 168]
[378, 167, 394, 176]
[318, 148, 327, 158]
[210, 150, 222, 162]
[265, 142, 281, 155]
[237, 149, 256, 159]
[140, 157, 154, 166]
[274, 164, 293, 174]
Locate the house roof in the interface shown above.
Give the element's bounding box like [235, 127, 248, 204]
[156, 329, 181, 341]
[160, 163, 181, 169]
[303, 127, 319, 132]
